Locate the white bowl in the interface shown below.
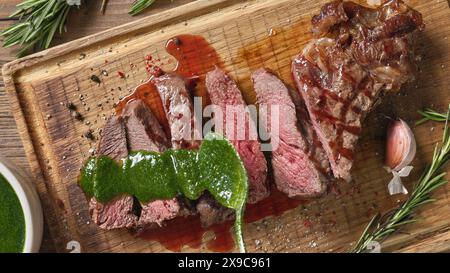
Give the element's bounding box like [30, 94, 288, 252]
[0, 157, 43, 253]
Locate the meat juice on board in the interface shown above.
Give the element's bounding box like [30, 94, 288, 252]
[117, 34, 310, 252]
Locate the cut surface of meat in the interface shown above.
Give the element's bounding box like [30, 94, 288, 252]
[138, 199, 181, 227]
[89, 196, 138, 230]
[121, 99, 183, 227]
[90, 116, 138, 229]
[154, 73, 202, 150]
[253, 68, 329, 198]
[292, 0, 424, 181]
[205, 67, 269, 204]
[154, 73, 230, 227]
[96, 115, 128, 161]
[122, 99, 170, 153]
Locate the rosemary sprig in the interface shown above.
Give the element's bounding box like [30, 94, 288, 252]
[129, 0, 157, 16]
[1, 0, 73, 57]
[351, 104, 450, 253]
[416, 108, 448, 125]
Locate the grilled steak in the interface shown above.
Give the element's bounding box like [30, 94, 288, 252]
[122, 99, 182, 227]
[252, 68, 329, 198]
[205, 67, 269, 204]
[289, 85, 332, 179]
[196, 193, 235, 228]
[153, 73, 201, 150]
[96, 115, 128, 160]
[122, 99, 170, 153]
[89, 116, 137, 229]
[155, 72, 236, 227]
[292, 0, 424, 181]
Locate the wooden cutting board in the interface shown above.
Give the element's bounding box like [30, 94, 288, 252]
[2, 0, 450, 253]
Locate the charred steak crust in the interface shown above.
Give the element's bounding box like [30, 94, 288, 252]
[292, 0, 423, 181]
[196, 193, 235, 228]
[253, 68, 328, 198]
[289, 84, 332, 177]
[90, 116, 138, 229]
[205, 67, 269, 204]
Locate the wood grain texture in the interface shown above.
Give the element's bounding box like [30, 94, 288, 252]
[2, 0, 450, 253]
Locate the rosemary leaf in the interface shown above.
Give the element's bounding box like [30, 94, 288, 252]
[416, 108, 448, 125]
[129, 0, 157, 16]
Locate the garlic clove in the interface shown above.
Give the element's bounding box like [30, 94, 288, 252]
[385, 119, 416, 172]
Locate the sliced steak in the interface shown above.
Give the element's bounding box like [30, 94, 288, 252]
[196, 193, 235, 228]
[205, 67, 269, 204]
[122, 99, 170, 153]
[154, 73, 231, 227]
[292, 0, 423, 181]
[121, 99, 182, 227]
[253, 68, 328, 198]
[90, 116, 137, 229]
[289, 85, 331, 177]
[96, 115, 128, 160]
[153, 73, 201, 150]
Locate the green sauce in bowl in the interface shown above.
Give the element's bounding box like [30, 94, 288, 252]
[0, 173, 25, 253]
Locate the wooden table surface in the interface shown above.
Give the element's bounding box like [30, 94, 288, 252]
[0, 0, 193, 253]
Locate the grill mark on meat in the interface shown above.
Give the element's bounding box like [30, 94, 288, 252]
[253, 68, 329, 198]
[289, 84, 332, 179]
[293, 0, 423, 181]
[205, 67, 269, 204]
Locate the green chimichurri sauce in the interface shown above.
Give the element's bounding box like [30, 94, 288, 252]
[80, 133, 248, 252]
[0, 173, 25, 253]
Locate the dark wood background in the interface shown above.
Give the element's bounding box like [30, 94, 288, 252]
[0, 0, 193, 253]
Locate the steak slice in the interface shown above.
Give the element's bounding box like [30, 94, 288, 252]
[205, 67, 269, 204]
[122, 99, 170, 153]
[121, 99, 183, 227]
[289, 84, 332, 178]
[196, 193, 235, 228]
[154, 73, 231, 227]
[292, 0, 423, 181]
[252, 68, 328, 198]
[90, 116, 137, 229]
[153, 73, 201, 150]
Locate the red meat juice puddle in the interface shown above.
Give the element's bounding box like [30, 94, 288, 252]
[117, 34, 308, 252]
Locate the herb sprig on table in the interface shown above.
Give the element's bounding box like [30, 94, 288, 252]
[1, 0, 73, 57]
[129, 0, 157, 16]
[1, 0, 158, 57]
[351, 104, 450, 253]
[416, 108, 449, 125]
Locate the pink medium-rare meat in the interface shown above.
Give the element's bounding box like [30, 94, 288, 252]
[122, 99, 170, 153]
[89, 197, 138, 230]
[90, 116, 137, 229]
[154, 73, 228, 227]
[153, 73, 201, 150]
[121, 99, 182, 227]
[292, 0, 424, 181]
[252, 68, 329, 198]
[205, 67, 269, 204]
